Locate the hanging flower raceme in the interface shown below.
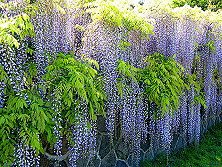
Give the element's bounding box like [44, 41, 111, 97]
[42, 52, 105, 165]
[14, 136, 40, 167]
[68, 102, 97, 166]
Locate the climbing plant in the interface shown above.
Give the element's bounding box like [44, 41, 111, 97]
[0, 50, 105, 166]
[0, 0, 222, 166]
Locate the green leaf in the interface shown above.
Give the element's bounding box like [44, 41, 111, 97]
[37, 98, 43, 106]
[0, 116, 5, 125]
[117, 82, 123, 98]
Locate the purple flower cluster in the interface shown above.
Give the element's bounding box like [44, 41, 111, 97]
[69, 101, 96, 166]
[52, 99, 63, 160]
[14, 138, 40, 167]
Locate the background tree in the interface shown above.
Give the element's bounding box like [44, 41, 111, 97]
[172, 0, 222, 12]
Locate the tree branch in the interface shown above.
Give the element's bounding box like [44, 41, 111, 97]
[44, 147, 71, 162]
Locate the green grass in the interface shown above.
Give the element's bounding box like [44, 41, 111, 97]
[140, 122, 222, 167]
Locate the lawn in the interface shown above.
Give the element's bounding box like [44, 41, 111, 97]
[140, 122, 222, 167]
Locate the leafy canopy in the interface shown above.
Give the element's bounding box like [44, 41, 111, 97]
[117, 53, 206, 117]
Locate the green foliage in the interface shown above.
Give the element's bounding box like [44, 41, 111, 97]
[85, 0, 154, 37]
[139, 53, 187, 115]
[172, 0, 222, 12]
[116, 60, 139, 98]
[42, 52, 105, 149]
[0, 51, 105, 165]
[140, 0, 222, 24]
[0, 12, 34, 48]
[213, 65, 222, 90]
[0, 3, 40, 164]
[116, 53, 206, 117]
[140, 122, 222, 167]
[43, 52, 105, 121]
[0, 1, 106, 164]
[182, 72, 206, 109]
[0, 65, 51, 165]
